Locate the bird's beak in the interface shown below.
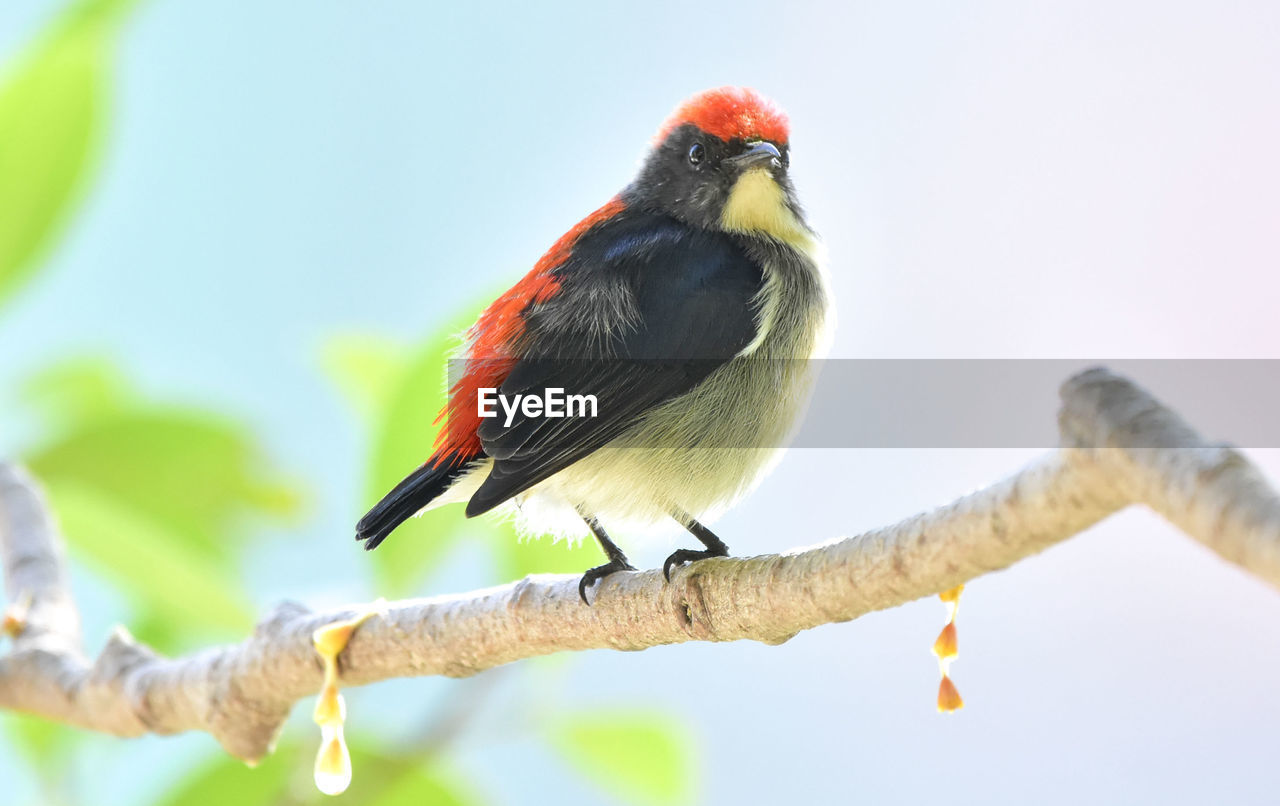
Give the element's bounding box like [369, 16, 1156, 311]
[726, 141, 783, 171]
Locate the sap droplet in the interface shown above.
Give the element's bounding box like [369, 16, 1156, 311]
[931, 585, 967, 712]
[313, 683, 346, 727]
[2, 591, 33, 638]
[313, 622, 357, 660]
[932, 622, 958, 661]
[314, 727, 352, 796]
[937, 675, 964, 713]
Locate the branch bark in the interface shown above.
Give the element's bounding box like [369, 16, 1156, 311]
[2, 367, 1278, 762]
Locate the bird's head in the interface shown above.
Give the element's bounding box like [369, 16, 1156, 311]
[630, 87, 809, 246]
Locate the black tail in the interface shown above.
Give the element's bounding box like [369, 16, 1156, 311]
[355, 458, 470, 550]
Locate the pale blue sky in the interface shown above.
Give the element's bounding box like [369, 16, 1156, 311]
[2, 1, 1279, 804]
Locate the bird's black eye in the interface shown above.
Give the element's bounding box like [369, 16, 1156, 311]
[687, 142, 706, 166]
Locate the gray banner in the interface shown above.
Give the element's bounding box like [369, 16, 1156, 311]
[443, 360, 1280, 449]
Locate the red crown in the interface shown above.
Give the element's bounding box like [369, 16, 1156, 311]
[655, 86, 790, 145]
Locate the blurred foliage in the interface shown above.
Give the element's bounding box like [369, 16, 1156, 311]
[28, 377, 301, 558]
[19, 355, 128, 425]
[155, 744, 298, 806]
[320, 332, 405, 430]
[0, 2, 696, 805]
[155, 741, 483, 806]
[324, 316, 475, 596]
[551, 710, 697, 806]
[19, 358, 301, 647]
[43, 481, 255, 631]
[6, 711, 79, 804]
[0, 0, 136, 312]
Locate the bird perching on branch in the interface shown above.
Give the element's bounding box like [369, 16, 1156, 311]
[356, 87, 834, 602]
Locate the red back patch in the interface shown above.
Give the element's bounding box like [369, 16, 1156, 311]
[428, 196, 627, 464]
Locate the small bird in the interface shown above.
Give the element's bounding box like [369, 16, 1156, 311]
[356, 86, 833, 603]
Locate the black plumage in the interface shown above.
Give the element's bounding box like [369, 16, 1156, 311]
[466, 209, 764, 515]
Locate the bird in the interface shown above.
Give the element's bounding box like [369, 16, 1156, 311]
[356, 86, 833, 603]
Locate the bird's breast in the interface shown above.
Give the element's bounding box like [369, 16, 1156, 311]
[561, 241, 831, 522]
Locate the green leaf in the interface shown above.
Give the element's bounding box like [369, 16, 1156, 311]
[3, 711, 78, 771]
[366, 311, 473, 499]
[41, 479, 254, 637]
[26, 408, 302, 563]
[313, 743, 485, 806]
[154, 738, 486, 806]
[0, 0, 136, 310]
[153, 745, 296, 806]
[2, 712, 79, 806]
[551, 710, 696, 806]
[320, 332, 407, 429]
[17, 364, 300, 648]
[360, 310, 477, 595]
[19, 356, 129, 430]
[366, 763, 483, 806]
[126, 610, 183, 653]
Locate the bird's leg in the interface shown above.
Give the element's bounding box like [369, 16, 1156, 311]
[664, 511, 730, 581]
[578, 511, 636, 605]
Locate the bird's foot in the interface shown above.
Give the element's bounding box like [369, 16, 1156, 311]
[663, 546, 729, 582]
[578, 558, 637, 605]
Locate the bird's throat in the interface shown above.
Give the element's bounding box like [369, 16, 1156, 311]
[719, 168, 812, 249]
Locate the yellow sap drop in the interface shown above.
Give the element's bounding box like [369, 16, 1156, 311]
[313, 622, 357, 660]
[932, 585, 966, 713]
[932, 622, 959, 661]
[314, 728, 352, 796]
[2, 591, 32, 638]
[310, 606, 385, 796]
[313, 683, 346, 727]
[937, 675, 965, 712]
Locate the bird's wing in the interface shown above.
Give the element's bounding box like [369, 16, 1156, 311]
[464, 213, 763, 516]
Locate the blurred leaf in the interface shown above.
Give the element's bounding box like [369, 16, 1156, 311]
[311, 743, 485, 806]
[42, 479, 254, 636]
[2, 712, 78, 806]
[27, 407, 302, 562]
[16, 362, 300, 648]
[551, 710, 696, 806]
[154, 737, 486, 806]
[4, 711, 78, 771]
[0, 0, 137, 310]
[366, 763, 482, 806]
[360, 309, 476, 596]
[366, 310, 472, 497]
[153, 744, 295, 806]
[321, 332, 407, 428]
[127, 610, 183, 652]
[19, 356, 128, 429]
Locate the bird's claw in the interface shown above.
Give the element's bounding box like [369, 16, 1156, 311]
[578, 559, 637, 605]
[663, 548, 728, 582]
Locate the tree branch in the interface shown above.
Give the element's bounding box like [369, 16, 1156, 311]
[2, 367, 1278, 762]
